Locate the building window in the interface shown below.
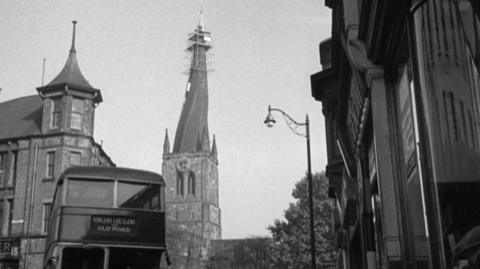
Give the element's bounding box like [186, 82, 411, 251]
[188, 172, 195, 195]
[0, 152, 7, 187]
[0, 200, 3, 235]
[176, 172, 184, 196]
[46, 151, 55, 178]
[71, 98, 84, 130]
[51, 98, 62, 129]
[70, 152, 81, 167]
[42, 202, 51, 234]
[7, 199, 13, 235]
[6, 152, 17, 188]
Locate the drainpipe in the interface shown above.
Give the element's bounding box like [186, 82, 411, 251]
[24, 140, 38, 269]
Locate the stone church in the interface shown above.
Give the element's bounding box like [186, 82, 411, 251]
[161, 16, 221, 247]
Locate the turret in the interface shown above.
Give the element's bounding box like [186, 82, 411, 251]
[36, 21, 101, 136]
[163, 129, 170, 154]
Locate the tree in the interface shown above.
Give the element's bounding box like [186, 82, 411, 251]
[268, 172, 337, 268]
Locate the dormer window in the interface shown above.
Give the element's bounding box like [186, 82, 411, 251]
[71, 98, 84, 130]
[50, 98, 62, 129]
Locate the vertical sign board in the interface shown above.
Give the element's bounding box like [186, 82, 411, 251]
[397, 68, 428, 258]
[398, 70, 417, 178]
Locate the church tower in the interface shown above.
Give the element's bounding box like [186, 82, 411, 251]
[162, 15, 221, 242]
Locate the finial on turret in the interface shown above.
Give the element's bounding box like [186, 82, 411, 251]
[211, 135, 217, 158]
[70, 20, 77, 53]
[201, 126, 209, 151]
[163, 128, 170, 154]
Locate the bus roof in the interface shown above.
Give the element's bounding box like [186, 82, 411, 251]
[59, 166, 165, 185]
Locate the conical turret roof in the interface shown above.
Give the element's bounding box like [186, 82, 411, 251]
[47, 21, 92, 89]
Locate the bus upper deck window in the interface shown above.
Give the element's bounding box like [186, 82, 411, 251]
[66, 179, 114, 207]
[117, 182, 161, 210]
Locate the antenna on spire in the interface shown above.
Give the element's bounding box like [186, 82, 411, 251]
[70, 20, 77, 53]
[199, 1, 205, 30]
[41, 58, 46, 86]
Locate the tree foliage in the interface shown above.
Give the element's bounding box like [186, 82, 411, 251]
[268, 172, 336, 268]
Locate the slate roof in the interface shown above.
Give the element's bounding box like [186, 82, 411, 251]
[46, 21, 93, 89]
[0, 95, 43, 140]
[47, 50, 93, 89]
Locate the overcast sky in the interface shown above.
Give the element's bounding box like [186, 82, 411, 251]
[0, 0, 331, 239]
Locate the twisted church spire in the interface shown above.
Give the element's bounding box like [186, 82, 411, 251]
[172, 13, 212, 153]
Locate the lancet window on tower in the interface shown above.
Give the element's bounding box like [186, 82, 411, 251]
[188, 172, 196, 196]
[176, 172, 184, 196]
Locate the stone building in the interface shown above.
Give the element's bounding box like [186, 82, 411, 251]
[206, 238, 273, 269]
[0, 21, 113, 269]
[310, 0, 480, 268]
[161, 16, 221, 265]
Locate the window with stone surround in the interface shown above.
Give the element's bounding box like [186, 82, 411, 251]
[0, 152, 17, 188]
[0, 152, 7, 187]
[46, 151, 55, 178]
[188, 172, 195, 196]
[51, 98, 62, 129]
[7, 199, 13, 235]
[42, 202, 51, 234]
[7, 152, 17, 187]
[71, 98, 84, 130]
[176, 172, 184, 196]
[0, 200, 3, 235]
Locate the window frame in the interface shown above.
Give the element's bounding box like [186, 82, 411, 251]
[176, 172, 184, 196]
[70, 98, 84, 130]
[50, 98, 62, 129]
[0, 152, 7, 187]
[42, 200, 52, 234]
[46, 151, 56, 179]
[187, 171, 195, 196]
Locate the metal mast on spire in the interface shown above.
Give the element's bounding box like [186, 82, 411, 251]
[70, 20, 77, 53]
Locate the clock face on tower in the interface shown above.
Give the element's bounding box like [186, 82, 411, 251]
[176, 157, 191, 172]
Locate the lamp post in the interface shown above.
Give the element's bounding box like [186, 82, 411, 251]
[264, 105, 316, 269]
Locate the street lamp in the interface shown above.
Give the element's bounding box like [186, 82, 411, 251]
[264, 105, 316, 269]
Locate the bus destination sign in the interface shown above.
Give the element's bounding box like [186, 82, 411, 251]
[90, 215, 138, 236]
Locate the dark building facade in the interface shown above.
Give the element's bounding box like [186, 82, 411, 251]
[0, 22, 113, 269]
[162, 17, 221, 268]
[311, 0, 480, 268]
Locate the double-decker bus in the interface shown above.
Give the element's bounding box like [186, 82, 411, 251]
[43, 167, 167, 269]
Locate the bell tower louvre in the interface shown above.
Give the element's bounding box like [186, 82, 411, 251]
[162, 13, 221, 243]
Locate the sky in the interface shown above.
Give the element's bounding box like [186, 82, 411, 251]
[0, 0, 331, 239]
